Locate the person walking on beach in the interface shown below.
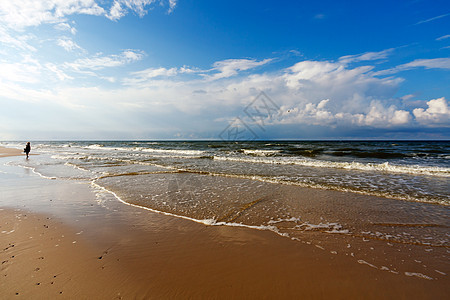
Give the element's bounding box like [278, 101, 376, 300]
[24, 142, 31, 159]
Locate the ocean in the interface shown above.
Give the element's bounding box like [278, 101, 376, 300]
[2, 140, 449, 250]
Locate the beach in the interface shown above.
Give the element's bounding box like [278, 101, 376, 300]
[0, 147, 23, 158]
[1, 144, 449, 299]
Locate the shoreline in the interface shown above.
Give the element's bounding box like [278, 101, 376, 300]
[1, 153, 449, 298]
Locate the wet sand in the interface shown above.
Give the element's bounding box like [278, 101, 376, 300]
[0, 146, 23, 158]
[0, 152, 449, 299]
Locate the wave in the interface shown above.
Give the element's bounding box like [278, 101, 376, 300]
[85, 144, 107, 150]
[330, 150, 408, 159]
[90, 181, 290, 238]
[47, 153, 448, 205]
[73, 144, 208, 157]
[284, 148, 324, 157]
[242, 149, 282, 157]
[90, 181, 352, 241]
[213, 156, 450, 177]
[139, 148, 206, 156]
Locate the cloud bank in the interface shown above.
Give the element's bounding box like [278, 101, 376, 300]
[2, 49, 449, 139]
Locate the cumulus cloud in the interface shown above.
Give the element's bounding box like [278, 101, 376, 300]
[275, 99, 335, 126]
[359, 101, 411, 127]
[272, 99, 411, 128]
[55, 58, 416, 130]
[281, 60, 402, 114]
[1, 51, 448, 138]
[413, 98, 450, 126]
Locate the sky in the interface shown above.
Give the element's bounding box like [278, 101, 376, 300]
[0, 0, 449, 140]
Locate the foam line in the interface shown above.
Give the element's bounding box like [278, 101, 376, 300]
[90, 180, 290, 239]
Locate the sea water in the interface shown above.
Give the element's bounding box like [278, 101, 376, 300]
[2, 141, 449, 248]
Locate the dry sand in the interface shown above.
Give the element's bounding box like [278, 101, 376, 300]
[0, 149, 448, 299]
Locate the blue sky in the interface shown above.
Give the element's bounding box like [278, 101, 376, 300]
[0, 0, 449, 140]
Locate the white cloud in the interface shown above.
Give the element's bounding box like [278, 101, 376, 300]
[65, 49, 145, 71]
[415, 13, 450, 25]
[45, 63, 73, 81]
[402, 58, 450, 69]
[132, 68, 178, 79]
[360, 101, 411, 127]
[275, 99, 335, 126]
[0, 0, 177, 30]
[0, 25, 36, 51]
[0, 79, 55, 104]
[122, 49, 145, 61]
[0, 0, 105, 29]
[108, 1, 126, 20]
[57, 37, 83, 52]
[400, 94, 416, 101]
[168, 0, 177, 13]
[436, 34, 450, 41]
[375, 58, 450, 75]
[107, 0, 176, 20]
[285, 60, 336, 82]
[101, 58, 412, 129]
[124, 58, 273, 86]
[413, 98, 450, 126]
[206, 58, 273, 81]
[0, 56, 42, 83]
[124, 67, 178, 85]
[339, 48, 394, 64]
[281, 60, 401, 114]
[1, 53, 448, 138]
[54, 22, 77, 35]
[272, 99, 411, 128]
